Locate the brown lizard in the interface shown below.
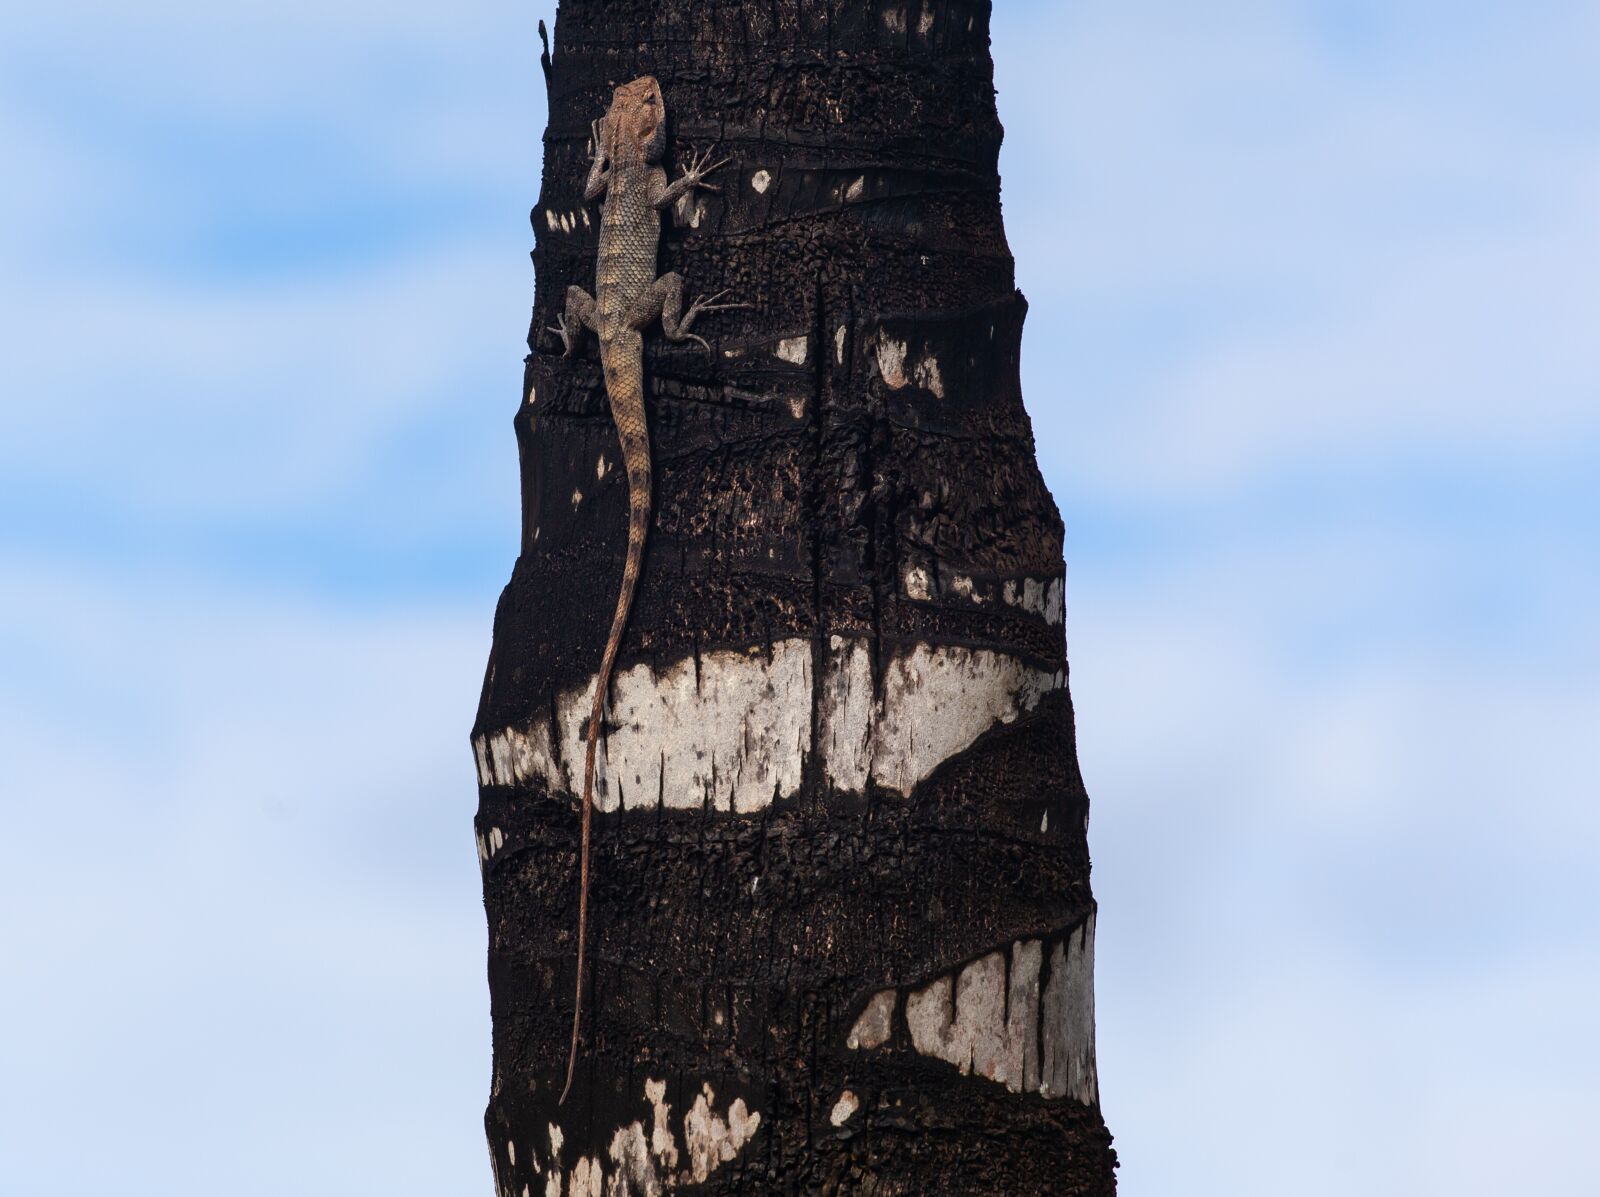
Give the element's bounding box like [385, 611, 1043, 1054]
[549, 75, 743, 1104]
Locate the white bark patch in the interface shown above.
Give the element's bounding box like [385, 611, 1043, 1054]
[571, 488, 583, 509]
[570, 1158, 602, 1197]
[547, 1077, 761, 1196]
[874, 330, 949, 398]
[545, 210, 560, 231]
[849, 923, 1097, 1104]
[835, 325, 847, 364]
[829, 1090, 860, 1127]
[875, 333, 908, 387]
[906, 952, 1019, 1083]
[750, 169, 771, 194]
[606, 1123, 658, 1197]
[1010, 940, 1045, 1092]
[1002, 576, 1065, 626]
[883, 7, 906, 33]
[568, 1079, 760, 1193]
[917, 1, 935, 35]
[475, 643, 811, 812]
[868, 644, 1063, 797]
[819, 635, 875, 794]
[527, 384, 538, 405]
[902, 564, 932, 601]
[475, 718, 556, 790]
[845, 175, 866, 202]
[776, 335, 809, 365]
[846, 988, 897, 1050]
[588, 646, 809, 813]
[477, 639, 1057, 804]
[948, 573, 984, 603]
[818, 637, 1061, 797]
[645, 1078, 679, 1170]
[1041, 914, 1099, 1104]
[683, 1085, 761, 1186]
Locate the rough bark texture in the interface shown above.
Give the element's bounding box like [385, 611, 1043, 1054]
[472, 2, 1117, 1192]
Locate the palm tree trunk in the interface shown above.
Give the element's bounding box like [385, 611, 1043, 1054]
[472, 2, 1117, 1191]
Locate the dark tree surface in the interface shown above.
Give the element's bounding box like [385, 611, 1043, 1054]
[472, 2, 1117, 1192]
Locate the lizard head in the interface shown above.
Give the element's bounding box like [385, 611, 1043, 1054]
[603, 75, 667, 166]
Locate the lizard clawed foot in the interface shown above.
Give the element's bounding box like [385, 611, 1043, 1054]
[549, 313, 578, 356]
[679, 146, 732, 191]
[684, 289, 753, 320]
[678, 291, 751, 349]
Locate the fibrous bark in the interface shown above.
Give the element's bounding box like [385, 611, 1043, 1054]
[472, 2, 1117, 1192]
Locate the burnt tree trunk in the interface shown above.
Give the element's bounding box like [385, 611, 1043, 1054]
[472, 2, 1117, 1192]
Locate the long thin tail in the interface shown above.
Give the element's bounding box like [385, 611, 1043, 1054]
[560, 431, 650, 1105]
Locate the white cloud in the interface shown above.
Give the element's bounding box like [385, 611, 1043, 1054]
[1, 0, 548, 529]
[1097, 944, 1600, 1196]
[1072, 532, 1600, 1194]
[994, 1, 1600, 499]
[4, 0, 553, 123]
[0, 561, 492, 1195]
[0, 241, 530, 520]
[1067, 185, 1600, 496]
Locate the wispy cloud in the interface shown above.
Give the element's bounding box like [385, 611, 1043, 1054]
[0, 562, 490, 1195]
[995, 1, 1600, 498]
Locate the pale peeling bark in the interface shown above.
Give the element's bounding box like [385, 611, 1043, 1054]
[473, 636, 1062, 815]
[854, 913, 1099, 1105]
[474, 2, 1116, 1192]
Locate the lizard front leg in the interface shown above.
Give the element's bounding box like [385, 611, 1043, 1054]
[627, 273, 749, 352]
[650, 146, 732, 212]
[549, 285, 598, 356]
[584, 118, 610, 202]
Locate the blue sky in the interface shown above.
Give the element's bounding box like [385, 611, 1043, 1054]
[3, 2, 1597, 1194]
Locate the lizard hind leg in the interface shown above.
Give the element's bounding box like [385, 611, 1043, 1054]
[550, 285, 598, 355]
[631, 272, 750, 353]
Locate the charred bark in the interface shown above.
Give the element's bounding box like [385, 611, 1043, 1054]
[472, 2, 1117, 1192]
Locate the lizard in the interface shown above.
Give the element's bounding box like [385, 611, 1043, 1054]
[548, 74, 744, 1104]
